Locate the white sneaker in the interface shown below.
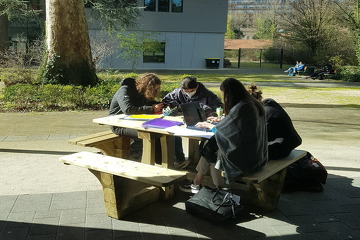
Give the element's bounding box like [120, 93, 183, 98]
[179, 182, 201, 193]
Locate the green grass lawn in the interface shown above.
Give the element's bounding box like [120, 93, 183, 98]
[99, 71, 360, 108]
[1, 68, 359, 111]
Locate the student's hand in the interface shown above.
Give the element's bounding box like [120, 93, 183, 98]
[153, 102, 164, 114]
[207, 116, 221, 123]
[195, 121, 215, 129]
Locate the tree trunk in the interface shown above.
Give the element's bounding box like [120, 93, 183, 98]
[40, 0, 97, 86]
[0, 13, 9, 53]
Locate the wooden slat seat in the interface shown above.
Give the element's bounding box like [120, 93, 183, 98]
[239, 149, 307, 183]
[68, 130, 131, 158]
[187, 149, 307, 211]
[60, 152, 186, 219]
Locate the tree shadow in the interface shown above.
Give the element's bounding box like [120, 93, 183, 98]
[1, 173, 358, 240]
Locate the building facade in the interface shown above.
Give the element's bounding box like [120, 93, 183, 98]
[228, 0, 287, 13]
[6, 0, 228, 70]
[88, 0, 228, 69]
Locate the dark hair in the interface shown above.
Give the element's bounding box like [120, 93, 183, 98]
[181, 76, 198, 89]
[247, 83, 263, 102]
[220, 78, 264, 116]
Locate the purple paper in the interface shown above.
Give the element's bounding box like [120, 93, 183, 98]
[142, 118, 183, 129]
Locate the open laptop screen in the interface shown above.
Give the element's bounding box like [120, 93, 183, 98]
[180, 101, 206, 126]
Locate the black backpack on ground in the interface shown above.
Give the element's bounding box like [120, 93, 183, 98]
[283, 151, 328, 192]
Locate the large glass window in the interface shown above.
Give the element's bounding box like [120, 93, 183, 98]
[171, 0, 183, 12]
[158, 0, 169, 12]
[143, 42, 165, 63]
[144, 0, 156, 11]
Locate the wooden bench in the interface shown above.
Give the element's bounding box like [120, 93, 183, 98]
[187, 149, 307, 211]
[60, 151, 186, 219]
[68, 130, 131, 158]
[68, 130, 200, 168]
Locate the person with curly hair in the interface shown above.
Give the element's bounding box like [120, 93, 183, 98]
[109, 73, 165, 159]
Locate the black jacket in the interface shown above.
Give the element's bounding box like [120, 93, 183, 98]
[162, 82, 223, 117]
[109, 78, 156, 116]
[263, 98, 302, 160]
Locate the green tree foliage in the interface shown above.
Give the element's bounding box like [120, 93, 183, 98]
[85, 0, 140, 30]
[227, 12, 246, 39]
[334, 0, 360, 65]
[253, 18, 277, 40]
[280, 0, 338, 64]
[0, 0, 39, 20]
[116, 30, 163, 71]
[225, 16, 235, 39]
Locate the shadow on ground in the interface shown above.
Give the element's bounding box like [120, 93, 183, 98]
[0, 173, 359, 240]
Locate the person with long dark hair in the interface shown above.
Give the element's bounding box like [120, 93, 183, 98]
[180, 78, 268, 193]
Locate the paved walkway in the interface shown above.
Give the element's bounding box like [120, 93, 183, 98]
[0, 80, 360, 239]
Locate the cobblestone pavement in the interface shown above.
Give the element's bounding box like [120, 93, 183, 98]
[0, 79, 359, 239]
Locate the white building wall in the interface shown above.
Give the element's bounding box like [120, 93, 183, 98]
[88, 0, 228, 70]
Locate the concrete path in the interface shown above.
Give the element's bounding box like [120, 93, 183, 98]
[0, 80, 359, 239]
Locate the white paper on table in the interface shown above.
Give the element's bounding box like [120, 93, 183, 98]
[165, 126, 214, 139]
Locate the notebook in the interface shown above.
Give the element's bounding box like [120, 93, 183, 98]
[124, 114, 162, 120]
[180, 101, 212, 132]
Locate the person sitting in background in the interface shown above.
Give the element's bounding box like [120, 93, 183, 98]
[180, 78, 268, 193]
[109, 73, 164, 159]
[162, 76, 223, 169]
[284, 61, 305, 76]
[305, 63, 334, 80]
[247, 83, 302, 160]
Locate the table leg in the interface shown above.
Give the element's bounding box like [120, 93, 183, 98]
[160, 135, 175, 169]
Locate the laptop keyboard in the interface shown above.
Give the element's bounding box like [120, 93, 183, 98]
[186, 125, 212, 132]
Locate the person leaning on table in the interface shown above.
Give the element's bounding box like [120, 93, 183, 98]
[246, 83, 302, 160]
[109, 73, 165, 158]
[179, 78, 268, 193]
[162, 76, 223, 169]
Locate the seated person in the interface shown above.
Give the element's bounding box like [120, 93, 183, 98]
[284, 61, 305, 76]
[162, 76, 223, 169]
[109, 73, 165, 159]
[306, 63, 334, 80]
[180, 78, 268, 193]
[247, 83, 302, 160]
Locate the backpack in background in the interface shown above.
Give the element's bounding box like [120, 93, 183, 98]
[283, 151, 328, 192]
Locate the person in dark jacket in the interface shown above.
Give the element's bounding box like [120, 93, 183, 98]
[305, 63, 334, 80]
[180, 78, 268, 192]
[109, 73, 164, 159]
[162, 76, 223, 169]
[247, 83, 302, 160]
[162, 76, 223, 117]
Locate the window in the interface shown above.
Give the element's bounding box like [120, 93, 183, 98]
[144, 0, 183, 12]
[158, 0, 169, 12]
[143, 42, 165, 63]
[144, 0, 156, 11]
[171, 0, 183, 12]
